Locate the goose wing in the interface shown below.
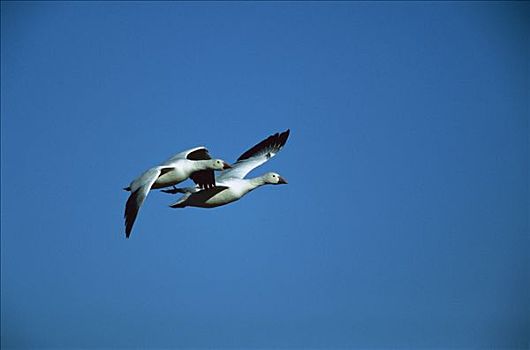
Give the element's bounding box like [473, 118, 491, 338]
[161, 146, 211, 165]
[124, 167, 171, 238]
[190, 170, 216, 189]
[218, 129, 290, 181]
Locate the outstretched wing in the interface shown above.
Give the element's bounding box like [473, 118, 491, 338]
[124, 167, 166, 238]
[161, 146, 210, 165]
[218, 129, 290, 181]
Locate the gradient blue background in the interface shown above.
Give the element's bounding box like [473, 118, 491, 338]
[1, 2, 528, 349]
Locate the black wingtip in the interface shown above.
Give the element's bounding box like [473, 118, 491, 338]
[124, 189, 140, 238]
[279, 129, 290, 146]
[125, 222, 133, 238]
[125, 224, 132, 238]
[186, 148, 211, 161]
[190, 169, 216, 190]
[236, 129, 291, 162]
[169, 202, 186, 209]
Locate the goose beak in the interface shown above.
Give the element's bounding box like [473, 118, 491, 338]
[222, 162, 232, 170]
[278, 176, 288, 184]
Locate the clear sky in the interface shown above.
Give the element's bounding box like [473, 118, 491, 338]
[1, 2, 528, 349]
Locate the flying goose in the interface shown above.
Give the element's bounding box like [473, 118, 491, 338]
[163, 130, 289, 209]
[123, 147, 231, 237]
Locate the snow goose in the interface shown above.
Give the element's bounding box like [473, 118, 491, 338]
[123, 147, 231, 237]
[163, 130, 289, 208]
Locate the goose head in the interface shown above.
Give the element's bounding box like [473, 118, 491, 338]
[263, 172, 288, 185]
[210, 159, 232, 170]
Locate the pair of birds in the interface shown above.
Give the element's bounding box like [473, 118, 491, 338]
[123, 129, 290, 238]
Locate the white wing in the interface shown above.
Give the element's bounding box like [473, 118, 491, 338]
[218, 129, 290, 181]
[161, 146, 210, 165]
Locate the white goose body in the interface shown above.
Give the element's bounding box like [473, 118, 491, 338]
[167, 130, 290, 209]
[136, 159, 210, 190]
[123, 147, 231, 237]
[201, 178, 257, 207]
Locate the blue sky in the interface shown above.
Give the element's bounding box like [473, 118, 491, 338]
[1, 2, 528, 349]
